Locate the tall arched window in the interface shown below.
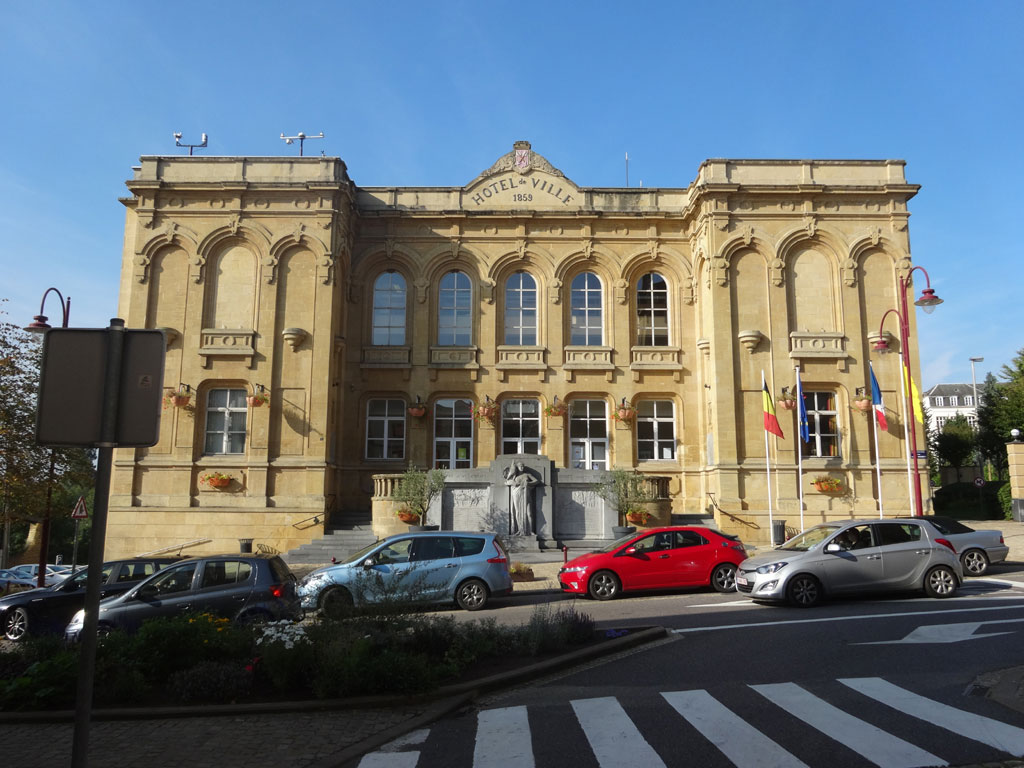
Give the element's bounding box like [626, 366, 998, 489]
[570, 272, 602, 346]
[438, 271, 472, 346]
[371, 272, 406, 346]
[636, 272, 669, 346]
[504, 272, 537, 345]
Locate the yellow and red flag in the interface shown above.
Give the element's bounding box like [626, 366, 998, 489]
[763, 380, 784, 438]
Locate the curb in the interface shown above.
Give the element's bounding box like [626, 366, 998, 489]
[0, 626, 669, 724]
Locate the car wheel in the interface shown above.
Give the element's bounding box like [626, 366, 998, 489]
[924, 565, 958, 598]
[711, 563, 738, 593]
[238, 610, 271, 626]
[960, 549, 989, 577]
[5, 607, 29, 641]
[786, 574, 822, 608]
[320, 586, 354, 619]
[588, 570, 621, 601]
[455, 578, 489, 611]
[97, 623, 114, 639]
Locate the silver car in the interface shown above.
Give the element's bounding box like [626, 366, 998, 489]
[920, 516, 1009, 576]
[298, 531, 513, 616]
[736, 518, 963, 607]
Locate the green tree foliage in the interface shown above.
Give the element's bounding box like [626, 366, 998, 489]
[392, 466, 447, 521]
[0, 300, 95, 563]
[933, 414, 975, 483]
[977, 348, 1024, 479]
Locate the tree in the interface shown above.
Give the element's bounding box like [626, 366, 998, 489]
[933, 414, 975, 484]
[977, 348, 1024, 480]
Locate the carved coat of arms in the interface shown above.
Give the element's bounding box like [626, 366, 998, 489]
[514, 148, 531, 174]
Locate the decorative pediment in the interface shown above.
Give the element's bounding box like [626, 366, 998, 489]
[464, 141, 582, 211]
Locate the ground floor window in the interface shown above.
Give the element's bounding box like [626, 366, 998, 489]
[801, 391, 840, 458]
[501, 398, 540, 454]
[569, 399, 608, 469]
[365, 399, 406, 459]
[434, 398, 474, 469]
[204, 388, 247, 454]
[637, 400, 675, 460]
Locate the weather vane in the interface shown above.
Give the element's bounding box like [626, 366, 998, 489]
[173, 132, 208, 156]
[280, 131, 324, 156]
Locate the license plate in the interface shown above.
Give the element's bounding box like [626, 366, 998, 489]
[736, 576, 748, 586]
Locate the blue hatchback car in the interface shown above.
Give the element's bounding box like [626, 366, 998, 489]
[298, 531, 513, 616]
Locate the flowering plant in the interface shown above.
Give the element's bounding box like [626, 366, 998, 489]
[473, 402, 498, 422]
[247, 390, 269, 407]
[544, 401, 568, 417]
[163, 385, 192, 409]
[625, 508, 651, 525]
[812, 476, 842, 492]
[612, 404, 636, 422]
[200, 471, 232, 488]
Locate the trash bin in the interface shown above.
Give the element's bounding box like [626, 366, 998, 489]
[239, 538, 253, 553]
[771, 520, 787, 546]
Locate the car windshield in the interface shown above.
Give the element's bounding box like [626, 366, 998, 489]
[337, 540, 384, 565]
[778, 524, 841, 551]
[596, 533, 641, 553]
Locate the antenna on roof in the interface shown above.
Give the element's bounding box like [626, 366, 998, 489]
[173, 132, 208, 156]
[280, 132, 324, 156]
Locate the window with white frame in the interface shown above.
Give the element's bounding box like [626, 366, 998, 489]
[569, 272, 603, 346]
[965, 395, 974, 406]
[949, 396, 958, 407]
[637, 400, 675, 460]
[501, 399, 540, 454]
[636, 272, 669, 346]
[365, 399, 406, 460]
[934, 396, 944, 407]
[504, 272, 537, 345]
[800, 391, 840, 458]
[433, 398, 473, 469]
[569, 399, 608, 469]
[371, 272, 406, 346]
[204, 389, 247, 454]
[438, 271, 472, 346]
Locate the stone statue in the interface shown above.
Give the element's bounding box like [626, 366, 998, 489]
[504, 460, 540, 536]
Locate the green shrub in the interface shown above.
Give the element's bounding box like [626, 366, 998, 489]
[168, 660, 253, 704]
[0, 651, 79, 711]
[933, 481, 1005, 519]
[998, 482, 1013, 520]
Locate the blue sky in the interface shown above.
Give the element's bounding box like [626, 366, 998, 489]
[2, 0, 1021, 389]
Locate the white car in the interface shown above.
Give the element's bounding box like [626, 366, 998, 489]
[921, 516, 1009, 576]
[736, 518, 963, 607]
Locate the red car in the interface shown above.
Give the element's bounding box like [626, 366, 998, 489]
[558, 526, 748, 600]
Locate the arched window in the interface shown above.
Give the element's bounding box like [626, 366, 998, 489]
[570, 272, 602, 346]
[438, 271, 472, 346]
[636, 272, 669, 346]
[504, 272, 537, 345]
[371, 272, 406, 346]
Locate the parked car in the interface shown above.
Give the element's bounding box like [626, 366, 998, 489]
[919, 515, 1008, 576]
[0, 569, 37, 595]
[1, 557, 180, 641]
[8, 564, 66, 587]
[736, 518, 963, 607]
[558, 526, 749, 600]
[298, 531, 513, 616]
[64, 553, 300, 641]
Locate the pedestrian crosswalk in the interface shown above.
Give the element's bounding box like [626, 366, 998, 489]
[358, 676, 1024, 768]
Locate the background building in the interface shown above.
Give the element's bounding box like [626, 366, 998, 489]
[106, 142, 928, 559]
[923, 383, 979, 432]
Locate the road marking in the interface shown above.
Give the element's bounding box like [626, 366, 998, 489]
[475, 706, 534, 767]
[671, 602, 1024, 634]
[571, 696, 665, 767]
[841, 677, 1024, 755]
[856, 620, 1015, 644]
[358, 752, 420, 767]
[751, 682, 945, 767]
[661, 689, 809, 768]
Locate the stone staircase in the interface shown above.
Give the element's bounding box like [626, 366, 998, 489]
[282, 509, 378, 566]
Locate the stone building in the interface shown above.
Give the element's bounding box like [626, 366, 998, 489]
[106, 141, 928, 558]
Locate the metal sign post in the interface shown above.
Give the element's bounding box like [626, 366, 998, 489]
[70, 497, 88, 574]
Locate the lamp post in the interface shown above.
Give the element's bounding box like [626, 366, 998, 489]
[873, 266, 942, 517]
[970, 356, 984, 505]
[24, 288, 71, 587]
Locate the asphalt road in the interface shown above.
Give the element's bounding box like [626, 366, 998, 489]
[364, 567, 1024, 767]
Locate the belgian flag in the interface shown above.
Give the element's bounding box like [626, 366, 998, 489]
[763, 381, 784, 438]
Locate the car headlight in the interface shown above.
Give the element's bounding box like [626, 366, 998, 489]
[560, 566, 589, 575]
[67, 610, 85, 629]
[756, 561, 788, 575]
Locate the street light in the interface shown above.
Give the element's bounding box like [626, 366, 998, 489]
[24, 287, 71, 587]
[873, 266, 942, 517]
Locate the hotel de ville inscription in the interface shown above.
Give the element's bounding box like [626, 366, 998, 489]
[465, 141, 581, 208]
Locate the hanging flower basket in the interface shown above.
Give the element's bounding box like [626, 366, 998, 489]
[163, 386, 192, 409]
[812, 476, 842, 493]
[544, 402, 567, 418]
[778, 397, 798, 411]
[853, 398, 872, 412]
[247, 391, 269, 408]
[613, 406, 635, 422]
[200, 472, 232, 489]
[473, 403, 498, 422]
[407, 405, 427, 418]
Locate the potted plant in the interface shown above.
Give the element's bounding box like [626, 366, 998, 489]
[394, 506, 421, 525]
[246, 388, 270, 408]
[597, 468, 656, 535]
[200, 472, 232, 489]
[509, 561, 535, 582]
[392, 466, 447, 529]
[407, 400, 427, 418]
[612, 399, 636, 422]
[163, 385, 192, 409]
[812, 476, 842, 492]
[544, 398, 567, 418]
[473, 400, 498, 423]
[778, 387, 798, 411]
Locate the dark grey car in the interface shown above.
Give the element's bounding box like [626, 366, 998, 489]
[64, 553, 300, 640]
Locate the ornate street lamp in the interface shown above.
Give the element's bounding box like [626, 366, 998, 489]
[873, 267, 942, 517]
[24, 288, 71, 587]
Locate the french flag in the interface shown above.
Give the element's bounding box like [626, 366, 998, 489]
[869, 363, 888, 431]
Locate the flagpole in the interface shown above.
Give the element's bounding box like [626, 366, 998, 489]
[763, 371, 775, 545]
[795, 365, 805, 532]
[870, 362, 885, 519]
[899, 352, 915, 516]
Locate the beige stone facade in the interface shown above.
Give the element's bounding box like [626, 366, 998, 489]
[107, 142, 927, 557]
